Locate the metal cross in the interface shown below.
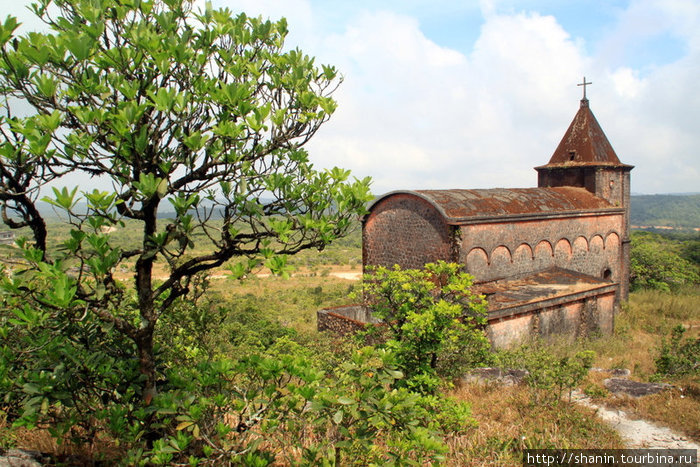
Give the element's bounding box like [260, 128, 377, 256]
[578, 76, 592, 100]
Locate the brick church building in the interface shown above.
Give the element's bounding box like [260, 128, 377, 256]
[321, 88, 633, 347]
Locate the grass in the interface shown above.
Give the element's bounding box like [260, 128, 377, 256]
[567, 286, 700, 441]
[447, 383, 624, 465]
[2, 218, 698, 461]
[207, 274, 358, 333]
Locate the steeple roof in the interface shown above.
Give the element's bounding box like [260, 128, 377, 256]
[537, 98, 630, 168]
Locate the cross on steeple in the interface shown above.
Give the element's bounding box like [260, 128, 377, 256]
[577, 76, 592, 100]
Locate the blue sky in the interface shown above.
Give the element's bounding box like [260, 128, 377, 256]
[4, 0, 699, 194]
[218, 0, 699, 195]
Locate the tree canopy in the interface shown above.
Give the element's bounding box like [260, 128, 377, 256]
[0, 0, 371, 404]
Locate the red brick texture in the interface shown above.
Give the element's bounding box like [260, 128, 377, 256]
[459, 214, 624, 283]
[363, 193, 453, 271]
[363, 193, 624, 288]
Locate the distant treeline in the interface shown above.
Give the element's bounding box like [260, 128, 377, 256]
[22, 193, 700, 229]
[630, 194, 700, 229]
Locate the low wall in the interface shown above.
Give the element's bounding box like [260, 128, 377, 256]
[318, 287, 616, 349]
[317, 305, 380, 335]
[487, 288, 616, 348]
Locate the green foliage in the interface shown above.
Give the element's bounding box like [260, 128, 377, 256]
[680, 237, 700, 265]
[496, 344, 596, 405]
[4, 283, 460, 464]
[358, 261, 491, 394]
[156, 293, 298, 366]
[630, 231, 700, 291]
[152, 303, 469, 465]
[136, 346, 461, 465]
[654, 325, 700, 378]
[0, 269, 142, 444]
[0, 0, 372, 444]
[312, 347, 450, 465]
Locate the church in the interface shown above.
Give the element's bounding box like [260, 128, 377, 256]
[320, 83, 633, 347]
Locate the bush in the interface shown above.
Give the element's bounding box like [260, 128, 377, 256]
[0, 269, 142, 446]
[630, 232, 700, 292]
[655, 325, 700, 378]
[358, 261, 491, 394]
[131, 346, 462, 465]
[496, 344, 595, 405]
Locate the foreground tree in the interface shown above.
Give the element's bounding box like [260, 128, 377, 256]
[0, 0, 371, 416]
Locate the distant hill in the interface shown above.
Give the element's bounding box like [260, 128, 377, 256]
[630, 194, 700, 229]
[16, 195, 700, 230]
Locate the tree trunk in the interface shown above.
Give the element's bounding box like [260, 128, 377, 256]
[136, 197, 159, 404]
[136, 332, 156, 405]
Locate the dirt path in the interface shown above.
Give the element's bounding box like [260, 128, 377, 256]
[572, 391, 700, 451]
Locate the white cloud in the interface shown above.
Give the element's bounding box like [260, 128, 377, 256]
[305, 8, 590, 193]
[4, 0, 700, 194]
[304, 1, 700, 194]
[590, 0, 700, 193]
[610, 68, 645, 99]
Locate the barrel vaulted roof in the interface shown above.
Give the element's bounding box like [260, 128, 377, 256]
[368, 186, 622, 224]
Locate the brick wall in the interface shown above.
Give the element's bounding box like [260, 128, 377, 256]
[459, 214, 624, 283]
[363, 194, 624, 285]
[363, 193, 452, 270]
[488, 290, 615, 348]
[317, 305, 373, 335]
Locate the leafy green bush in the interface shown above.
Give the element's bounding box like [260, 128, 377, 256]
[655, 325, 700, 377]
[497, 344, 595, 404]
[3, 276, 464, 464]
[0, 264, 143, 446]
[130, 347, 463, 465]
[630, 232, 700, 292]
[358, 261, 491, 394]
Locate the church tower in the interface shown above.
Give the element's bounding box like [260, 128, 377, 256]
[535, 80, 633, 300]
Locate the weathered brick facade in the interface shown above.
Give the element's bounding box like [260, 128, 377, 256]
[321, 97, 633, 348]
[317, 305, 378, 335]
[363, 193, 452, 270]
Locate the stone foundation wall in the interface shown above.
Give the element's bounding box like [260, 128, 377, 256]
[487, 290, 615, 348]
[317, 305, 379, 335]
[318, 289, 615, 349]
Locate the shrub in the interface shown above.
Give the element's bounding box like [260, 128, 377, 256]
[655, 325, 700, 378]
[630, 232, 700, 291]
[358, 261, 491, 394]
[132, 347, 461, 465]
[0, 272, 142, 446]
[497, 344, 595, 404]
[310, 346, 468, 465]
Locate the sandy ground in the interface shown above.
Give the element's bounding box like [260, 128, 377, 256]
[246, 269, 361, 280]
[572, 391, 700, 452]
[115, 266, 363, 281]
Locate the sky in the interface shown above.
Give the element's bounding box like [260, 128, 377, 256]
[3, 0, 699, 195]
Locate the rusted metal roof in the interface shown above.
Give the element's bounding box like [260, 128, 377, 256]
[369, 186, 618, 224]
[475, 267, 617, 316]
[536, 99, 632, 169]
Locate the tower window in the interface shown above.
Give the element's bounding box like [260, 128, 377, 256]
[569, 151, 576, 161]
